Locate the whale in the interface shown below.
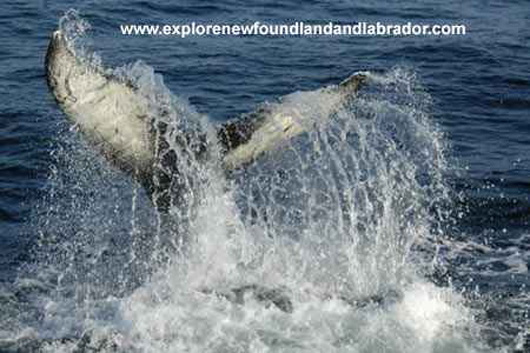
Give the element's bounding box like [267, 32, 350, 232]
[39, 29, 409, 340]
[45, 30, 366, 211]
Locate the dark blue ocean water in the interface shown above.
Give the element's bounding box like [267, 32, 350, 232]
[0, 0, 529, 352]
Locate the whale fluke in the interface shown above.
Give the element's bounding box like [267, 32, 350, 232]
[45, 29, 366, 211]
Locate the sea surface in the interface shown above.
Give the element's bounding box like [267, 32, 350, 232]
[0, 0, 529, 352]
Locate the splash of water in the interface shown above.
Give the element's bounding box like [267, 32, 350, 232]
[7, 11, 495, 353]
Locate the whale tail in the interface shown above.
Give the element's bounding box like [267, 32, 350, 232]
[45, 28, 367, 212]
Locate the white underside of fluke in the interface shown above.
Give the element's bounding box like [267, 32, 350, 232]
[222, 87, 350, 169]
[47, 29, 360, 174]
